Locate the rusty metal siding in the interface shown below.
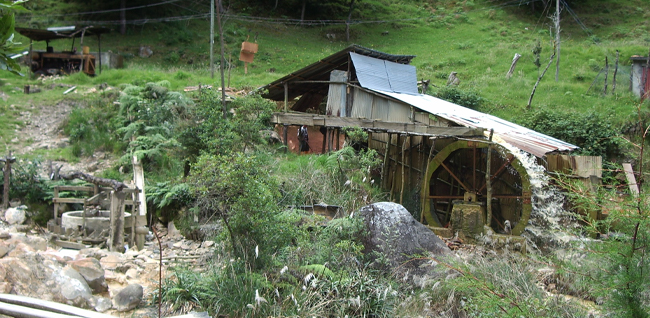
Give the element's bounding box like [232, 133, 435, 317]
[326, 70, 348, 117]
[372, 90, 578, 157]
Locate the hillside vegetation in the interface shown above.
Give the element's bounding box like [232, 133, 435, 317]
[2, 0, 650, 317]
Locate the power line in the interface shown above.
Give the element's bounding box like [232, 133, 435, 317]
[28, 0, 185, 17]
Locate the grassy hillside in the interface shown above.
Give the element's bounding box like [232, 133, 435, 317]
[2, 0, 649, 152]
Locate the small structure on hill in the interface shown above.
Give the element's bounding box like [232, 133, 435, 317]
[630, 55, 650, 99]
[15, 26, 121, 76]
[260, 45, 598, 239]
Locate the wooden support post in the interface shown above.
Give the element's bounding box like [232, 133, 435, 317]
[421, 138, 435, 224]
[133, 156, 147, 250]
[328, 128, 333, 152]
[53, 187, 59, 225]
[409, 135, 414, 189]
[382, 134, 392, 189]
[336, 128, 340, 151]
[623, 163, 639, 197]
[322, 127, 327, 154]
[613, 50, 619, 93]
[1, 154, 15, 210]
[283, 82, 288, 112]
[400, 135, 407, 205]
[109, 191, 126, 253]
[603, 56, 609, 95]
[486, 130, 494, 229]
[283, 124, 288, 153]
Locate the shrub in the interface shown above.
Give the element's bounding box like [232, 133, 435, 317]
[189, 152, 283, 269]
[433, 86, 483, 109]
[520, 109, 622, 158]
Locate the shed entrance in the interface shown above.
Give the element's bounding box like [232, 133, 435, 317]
[421, 140, 532, 236]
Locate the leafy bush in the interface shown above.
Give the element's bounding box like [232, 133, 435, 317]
[62, 96, 124, 157]
[189, 152, 283, 269]
[433, 86, 483, 109]
[7, 159, 48, 204]
[520, 109, 622, 158]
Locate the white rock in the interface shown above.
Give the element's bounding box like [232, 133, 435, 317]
[5, 207, 26, 225]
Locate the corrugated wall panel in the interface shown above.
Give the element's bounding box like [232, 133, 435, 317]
[387, 100, 411, 123]
[351, 89, 373, 118]
[326, 70, 348, 117]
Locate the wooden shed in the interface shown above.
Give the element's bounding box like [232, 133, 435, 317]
[260, 45, 586, 236]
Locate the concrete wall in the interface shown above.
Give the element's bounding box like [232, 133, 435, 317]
[90, 52, 124, 70]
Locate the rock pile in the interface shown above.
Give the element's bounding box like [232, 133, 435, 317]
[0, 220, 216, 316]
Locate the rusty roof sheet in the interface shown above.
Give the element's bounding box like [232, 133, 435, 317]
[371, 90, 579, 157]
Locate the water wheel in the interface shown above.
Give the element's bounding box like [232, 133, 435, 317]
[420, 140, 532, 235]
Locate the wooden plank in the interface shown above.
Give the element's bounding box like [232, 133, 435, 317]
[53, 198, 86, 204]
[623, 163, 639, 197]
[271, 112, 483, 137]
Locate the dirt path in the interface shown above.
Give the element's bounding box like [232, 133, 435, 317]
[14, 97, 115, 177]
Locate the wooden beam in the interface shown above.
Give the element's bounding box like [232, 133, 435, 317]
[623, 163, 639, 197]
[271, 112, 484, 137]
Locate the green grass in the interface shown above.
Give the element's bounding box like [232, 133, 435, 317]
[2, 0, 649, 154]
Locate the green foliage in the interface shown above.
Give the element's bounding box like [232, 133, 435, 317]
[275, 147, 385, 214]
[432, 86, 484, 109]
[427, 253, 587, 317]
[62, 96, 124, 157]
[7, 158, 48, 204]
[146, 181, 193, 222]
[0, 0, 28, 76]
[520, 109, 622, 158]
[189, 152, 282, 269]
[177, 91, 275, 160]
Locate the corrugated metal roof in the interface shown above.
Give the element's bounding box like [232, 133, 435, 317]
[370, 89, 579, 157]
[260, 45, 416, 101]
[16, 27, 111, 42]
[350, 52, 418, 94]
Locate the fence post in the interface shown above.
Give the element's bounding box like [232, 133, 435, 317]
[1, 153, 16, 210]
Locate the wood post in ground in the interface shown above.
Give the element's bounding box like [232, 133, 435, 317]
[1, 153, 15, 210]
[109, 190, 126, 253]
[283, 124, 288, 153]
[603, 56, 609, 95]
[612, 50, 619, 93]
[400, 135, 407, 205]
[623, 163, 639, 197]
[132, 156, 147, 251]
[382, 133, 392, 189]
[527, 49, 556, 108]
[506, 53, 522, 79]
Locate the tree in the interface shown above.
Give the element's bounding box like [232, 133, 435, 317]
[0, 0, 28, 75]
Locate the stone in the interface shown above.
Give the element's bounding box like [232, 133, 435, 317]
[53, 266, 93, 306]
[7, 242, 35, 257]
[100, 252, 125, 270]
[125, 268, 139, 279]
[357, 202, 451, 282]
[68, 258, 108, 293]
[450, 201, 486, 239]
[7, 234, 47, 251]
[139, 45, 153, 58]
[0, 241, 12, 258]
[0, 282, 12, 293]
[202, 240, 215, 248]
[92, 296, 113, 312]
[4, 207, 26, 225]
[112, 283, 143, 312]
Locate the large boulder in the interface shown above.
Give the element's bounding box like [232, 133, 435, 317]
[68, 258, 108, 293]
[112, 283, 143, 312]
[4, 206, 26, 225]
[358, 202, 451, 283]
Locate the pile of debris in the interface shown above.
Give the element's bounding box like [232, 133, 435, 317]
[0, 207, 216, 317]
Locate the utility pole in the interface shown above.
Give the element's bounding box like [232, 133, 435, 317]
[210, 0, 215, 79]
[555, 0, 560, 82]
[216, 0, 227, 118]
